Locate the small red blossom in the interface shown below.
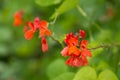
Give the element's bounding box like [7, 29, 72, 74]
[14, 10, 24, 26]
[61, 30, 92, 67]
[79, 30, 86, 38]
[23, 17, 51, 52]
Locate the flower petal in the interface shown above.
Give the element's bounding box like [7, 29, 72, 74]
[39, 28, 51, 38]
[68, 46, 80, 56]
[61, 47, 69, 57]
[24, 30, 34, 40]
[80, 40, 88, 49]
[14, 18, 22, 26]
[34, 17, 40, 29]
[41, 37, 48, 52]
[14, 10, 23, 27]
[79, 30, 86, 38]
[28, 22, 35, 30]
[39, 20, 48, 28]
[81, 49, 92, 57]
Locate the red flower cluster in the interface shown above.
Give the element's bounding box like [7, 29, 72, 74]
[14, 11, 51, 52]
[14, 10, 24, 26]
[24, 17, 51, 52]
[61, 30, 92, 67]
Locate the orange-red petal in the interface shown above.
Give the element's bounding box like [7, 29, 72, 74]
[39, 20, 48, 28]
[14, 18, 22, 26]
[28, 22, 35, 30]
[61, 47, 69, 57]
[24, 30, 34, 40]
[79, 30, 86, 38]
[68, 46, 80, 56]
[41, 37, 48, 52]
[14, 11, 23, 27]
[80, 40, 88, 49]
[81, 49, 92, 57]
[39, 28, 51, 37]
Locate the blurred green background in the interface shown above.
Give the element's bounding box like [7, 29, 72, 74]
[0, 0, 120, 80]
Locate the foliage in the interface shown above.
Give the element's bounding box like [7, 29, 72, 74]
[0, 0, 120, 80]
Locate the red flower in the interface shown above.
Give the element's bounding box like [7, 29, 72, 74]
[14, 10, 23, 26]
[41, 37, 48, 52]
[61, 30, 92, 67]
[24, 17, 51, 52]
[79, 30, 86, 38]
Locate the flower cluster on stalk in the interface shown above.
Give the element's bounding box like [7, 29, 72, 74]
[14, 10, 92, 67]
[14, 11, 51, 52]
[61, 30, 92, 67]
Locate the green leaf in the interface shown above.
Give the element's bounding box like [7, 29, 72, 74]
[98, 69, 118, 80]
[50, 0, 79, 19]
[73, 66, 97, 80]
[96, 61, 110, 71]
[53, 72, 75, 80]
[35, 0, 62, 7]
[95, 30, 112, 42]
[46, 59, 68, 80]
[0, 27, 12, 41]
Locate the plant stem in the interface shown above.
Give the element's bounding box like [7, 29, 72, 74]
[89, 43, 120, 51]
[49, 10, 58, 25]
[50, 36, 64, 48]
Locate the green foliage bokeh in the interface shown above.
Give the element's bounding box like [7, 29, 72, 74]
[0, 0, 120, 80]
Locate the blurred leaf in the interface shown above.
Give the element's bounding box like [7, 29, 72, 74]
[50, 0, 79, 19]
[95, 30, 112, 42]
[115, 31, 120, 43]
[0, 27, 12, 41]
[96, 61, 110, 71]
[98, 69, 118, 80]
[73, 66, 97, 80]
[35, 0, 62, 7]
[0, 44, 8, 56]
[46, 59, 68, 80]
[53, 72, 75, 80]
[16, 43, 35, 57]
[92, 48, 104, 57]
[88, 41, 100, 48]
[0, 62, 7, 73]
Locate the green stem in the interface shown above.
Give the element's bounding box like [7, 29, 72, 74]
[89, 43, 120, 50]
[49, 11, 58, 25]
[76, 5, 103, 31]
[50, 36, 64, 48]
